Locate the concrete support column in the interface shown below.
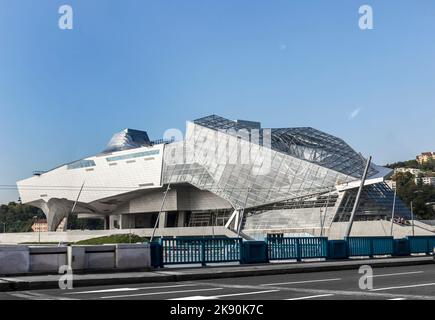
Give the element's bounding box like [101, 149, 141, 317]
[158, 212, 167, 228]
[177, 211, 185, 227]
[104, 216, 110, 230]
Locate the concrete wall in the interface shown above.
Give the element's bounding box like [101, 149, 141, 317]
[177, 186, 232, 211]
[29, 246, 68, 273]
[0, 245, 67, 275]
[327, 220, 435, 239]
[244, 220, 435, 240]
[115, 244, 150, 269]
[0, 245, 29, 275]
[0, 226, 237, 244]
[68, 245, 116, 270]
[116, 185, 232, 214]
[69, 244, 151, 271]
[0, 244, 152, 275]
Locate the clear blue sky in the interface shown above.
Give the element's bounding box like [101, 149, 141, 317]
[1, 0, 435, 204]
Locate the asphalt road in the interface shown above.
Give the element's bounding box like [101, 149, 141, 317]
[1, 264, 435, 300]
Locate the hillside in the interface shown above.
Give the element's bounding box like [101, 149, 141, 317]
[0, 202, 44, 233]
[384, 159, 435, 219]
[0, 202, 104, 233]
[385, 159, 435, 173]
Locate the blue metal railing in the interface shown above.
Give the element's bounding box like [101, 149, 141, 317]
[346, 237, 393, 257]
[160, 237, 242, 266]
[267, 237, 328, 261]
[407, 236, 435, 255]
[150, 235, 434, 268]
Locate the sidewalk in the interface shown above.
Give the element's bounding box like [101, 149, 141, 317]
[0, 256, 433, 292]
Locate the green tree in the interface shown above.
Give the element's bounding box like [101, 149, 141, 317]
[0, 202, 44, 233]
[393, 172, 435, 219]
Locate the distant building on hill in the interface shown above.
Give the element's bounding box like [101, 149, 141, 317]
[416, 152, 435, 164]
[394, 167, 422, 176]
[31, 219, 48, 232]
[385, 179, 396, 191]
[415, 176, 435, 187]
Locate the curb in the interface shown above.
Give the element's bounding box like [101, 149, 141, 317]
[0, 257, 433, 292]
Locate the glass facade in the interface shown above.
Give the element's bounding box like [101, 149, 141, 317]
[163, 117, 359, 210]
[161, 115, 411, 233]
[334, 182, 412, 221]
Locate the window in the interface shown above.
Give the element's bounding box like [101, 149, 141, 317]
[67, 159, 96, 170]
[106, 149, 159, 162]
[139, 183, 154, 187]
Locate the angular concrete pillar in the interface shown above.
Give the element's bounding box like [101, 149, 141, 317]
[177, 211, 185, 227]
[39, 199, 74, 232]
[158, 212, 167, 228]
[104, 216, 110, 230]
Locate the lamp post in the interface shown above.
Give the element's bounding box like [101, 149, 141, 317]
[410, 190, 424, 237]
[390, 187, 397, 237]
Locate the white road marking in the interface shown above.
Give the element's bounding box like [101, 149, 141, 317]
[197, 280, 435, 300]
[101, 287, 223, 299]
[371, 282, 435, 292]
[388, 298, 406, 300]
[370, 271, 424, 278]
[286, 294, 334, 300]
[9, 293, 49, 300]
[169, 289, 280, 300]
[9, 291, 76, 300]
[169, 296, 216, 300]
[66, 284, 198, 295]
[263, 278, 341, 286]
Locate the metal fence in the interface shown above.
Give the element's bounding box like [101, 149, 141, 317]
[407, 236, 435, 255]
[267, 237, 328, 261]
[160, 237, 242, 266]
[346, 236, 394, 257]
[150, 235, 435, 267]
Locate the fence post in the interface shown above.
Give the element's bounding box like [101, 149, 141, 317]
[159, 238, 165, 267]
[296, 238, 302, 262]
[345, 237, 350, 257]
[264, 237, 269, 261]
[201, 239, 206, 267]
[149, 241, 163, 268]
[239, 238, 243, 264]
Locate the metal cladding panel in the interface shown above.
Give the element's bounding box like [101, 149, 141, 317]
[17, 144, 164, 204]
[270, 127, 378, 178]
[103, 128, 151, 153]
[193, 115, 379, 179]
[162, 122, 355, 209]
